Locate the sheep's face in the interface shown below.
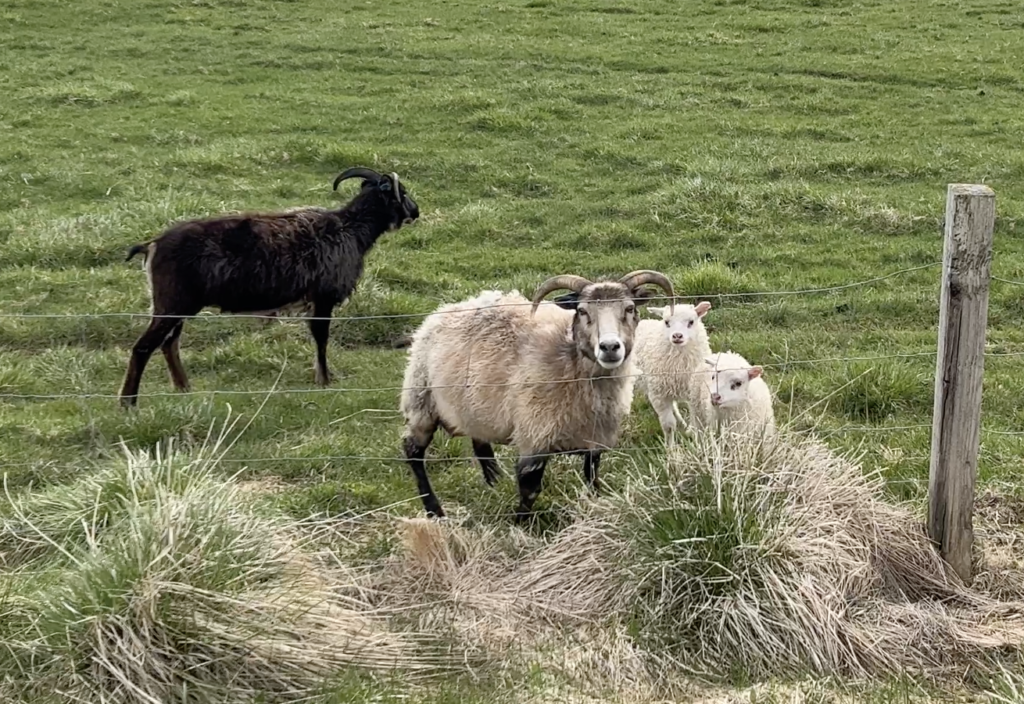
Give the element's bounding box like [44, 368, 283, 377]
[555, 283, 654, 370]
[705, 354, 763, 408]
[649, 301, 711, 348]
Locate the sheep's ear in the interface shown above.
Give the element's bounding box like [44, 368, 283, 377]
[748, 366, 763, 379]
[647, 306, 666, 319]
[704, 356, 716, 367]
[553, 292, 580, 311]
[695, 301, 712, 317]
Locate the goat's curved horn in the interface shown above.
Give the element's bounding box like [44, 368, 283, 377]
[333, 167, 383, 191]
[530, 275, 593, 314]
[619, 270, 676, 313]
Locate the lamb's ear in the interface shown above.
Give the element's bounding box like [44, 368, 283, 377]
[647, 306, 666, 319]
[704, 356, 717, 367]
[552, 292, 580, 311]
[748, 366, 763, 379]
[695, 301, 712, 317]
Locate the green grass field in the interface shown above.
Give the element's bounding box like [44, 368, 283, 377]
[3, 0, 1024, 700]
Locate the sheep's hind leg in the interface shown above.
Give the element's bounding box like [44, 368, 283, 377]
[403, 426, 444, 518]
[309, 299, 335, 386]
[119, 316, 181, 407]
[581, 450, 601, 494]
[513, 454, 549, 523]
[472, 439, 501, 486]
[161, 320, 190, 391]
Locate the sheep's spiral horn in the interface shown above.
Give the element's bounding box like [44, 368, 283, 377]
[333, 167, 383, 191]
[619, 270, 675, 313]
[530, 275, 593, 314]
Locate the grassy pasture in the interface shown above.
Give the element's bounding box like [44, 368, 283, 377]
[2, 0, 1024, 700]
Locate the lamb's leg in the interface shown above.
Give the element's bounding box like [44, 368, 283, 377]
[120, 317, 181, 407]
[514, 454, 548, 522]
[309, 300, 334, 386]
[650, 395, 679, 448]
[160, 320, 190, 392]
[581, 450, 601, 493]
[403, 424, 444, 518]
[472, 439, 501, 486]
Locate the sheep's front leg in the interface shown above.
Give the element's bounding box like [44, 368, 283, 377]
[649, 395, 680, 448]
[472, 439, 501, 486]
[581, 450, 601, 494]
[309, 300, 335, 386]
[514, 454, 548, 522]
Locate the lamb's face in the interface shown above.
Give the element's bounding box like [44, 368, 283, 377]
[705, 355, 762, 408]
[649, 301, 711, 348]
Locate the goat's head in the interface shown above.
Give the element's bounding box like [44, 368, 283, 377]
[648, 300, 711, 347]
[530, 270, 674, 370]
[333, 166, 420, 230]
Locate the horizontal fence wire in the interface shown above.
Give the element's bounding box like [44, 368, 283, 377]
[4, 426, 1024, 474]
[0, 350, 942, 401]
[0, 262, 942, 323]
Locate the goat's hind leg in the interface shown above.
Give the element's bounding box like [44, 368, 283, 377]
[119, 316, 181, 407]
[472, 439, 501, 486]
[161, 320, 190, 391]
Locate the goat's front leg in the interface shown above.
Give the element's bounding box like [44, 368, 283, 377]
[308, 300, 335, 386]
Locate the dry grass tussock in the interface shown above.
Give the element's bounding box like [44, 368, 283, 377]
[0, 436, 463, 704]
[376, 429, 1024, 696]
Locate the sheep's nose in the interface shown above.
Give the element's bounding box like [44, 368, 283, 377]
[671, 332, 684, 344]
[711, 393, 722, 405]
[599, 340, 622, 354]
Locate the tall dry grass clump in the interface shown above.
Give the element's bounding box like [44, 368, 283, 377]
[381, 430, 1024, 693]
[577, 431, 1024, 681]
[0, 440, 457, 703]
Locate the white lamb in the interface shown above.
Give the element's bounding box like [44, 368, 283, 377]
[704, 350, 776, 440]
[633, 301, 714, 447]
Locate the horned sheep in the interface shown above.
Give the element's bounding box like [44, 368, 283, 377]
[633, 301, 714, 447]
[399, 270, 675, 519]
[118, 167, 419, 406]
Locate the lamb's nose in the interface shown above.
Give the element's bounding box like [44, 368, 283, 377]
[599, 340, 622, 354]
[671, 333, 684, 344]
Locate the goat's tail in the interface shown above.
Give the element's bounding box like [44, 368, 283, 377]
[125, 242, 151, 262]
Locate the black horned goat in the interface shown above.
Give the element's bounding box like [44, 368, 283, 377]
[118, 167, 419, 407]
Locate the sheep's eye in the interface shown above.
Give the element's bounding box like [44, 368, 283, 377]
[664, 320, 670, 327]
[687, 321, 694, 328]
[625, 305, 635, 315]
[578, 309, 589, 319]
[730, 381, 742, 390]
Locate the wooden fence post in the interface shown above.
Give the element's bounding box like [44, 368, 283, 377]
[928, 183, 995, 584]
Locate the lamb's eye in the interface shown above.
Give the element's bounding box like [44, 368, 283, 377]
[687, 321, 694, 328]
[664, 320, 670, 327]
[731, 381, 742, 390]
[578, 309, 589, 318]
[625, 305, 635, 315]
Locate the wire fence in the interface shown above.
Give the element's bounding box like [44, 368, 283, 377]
[0, 262, 944, 322]
[2, 261, 1024, 486]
